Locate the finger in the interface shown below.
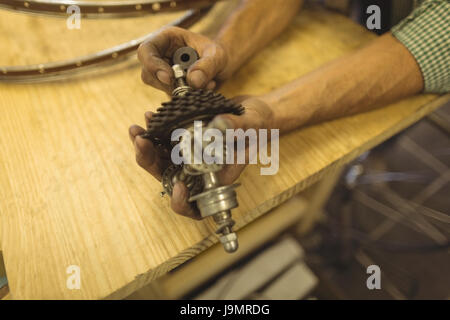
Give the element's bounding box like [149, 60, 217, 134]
[145, 111, 153, 129]
[129, 124, 146, 142]
[137, 30, 179, 87]
[129, 125, 164, 180]
[141, 68, 173, 94]
[205, 80, 216, 91]
[210, 114, 259, 166]
[171, 182, 201, 219]
[135, 135, 164, 181]
[230, 95, 252, 104]
[138, 49, 173, 87]
[187, 45, 225, 89]
[216, 164, 246, 185]
[212, 108, 263, 132]
[210, 113, 247, 131]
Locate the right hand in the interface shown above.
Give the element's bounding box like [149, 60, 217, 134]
[137, 26, 230, 94]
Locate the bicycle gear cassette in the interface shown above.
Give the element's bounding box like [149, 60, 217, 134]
[141, 46, 245, 253]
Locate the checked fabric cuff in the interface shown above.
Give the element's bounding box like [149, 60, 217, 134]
[391, 0, 450, 93]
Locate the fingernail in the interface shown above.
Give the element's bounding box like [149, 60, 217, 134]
[156, 70, 171, 85]
[211, 116, 233, 131]
[206, 80, 216, 90]
[129, 125, 139, 139]
[145, 111, 153, 121]
[189, 70, 206, 88]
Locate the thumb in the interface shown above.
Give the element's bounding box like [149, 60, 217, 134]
[171, 182, 201, 220]
[186, 45, 226, 89]
[211, 113, 249, 131]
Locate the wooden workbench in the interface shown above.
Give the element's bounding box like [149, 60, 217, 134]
[0, 2, 447, 299]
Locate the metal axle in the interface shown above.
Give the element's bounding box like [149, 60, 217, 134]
[165, 47, 240, 253]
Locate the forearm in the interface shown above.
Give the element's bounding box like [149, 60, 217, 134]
[262, 33, 424, 133]
[216, 0, 303, 78]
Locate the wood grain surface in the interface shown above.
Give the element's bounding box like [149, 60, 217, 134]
[0, 2, 446, 299]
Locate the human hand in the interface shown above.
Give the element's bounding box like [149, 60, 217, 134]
[137, 26, 230, 94]
[129, 96, 274, 219]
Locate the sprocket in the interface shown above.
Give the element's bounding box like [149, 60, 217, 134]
[141, 88, 244, 148]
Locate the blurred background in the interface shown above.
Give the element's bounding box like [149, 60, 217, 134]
[181, 101, 450, 300]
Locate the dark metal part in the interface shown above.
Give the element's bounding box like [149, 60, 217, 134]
[172, 46, 199, 71]
[142, 88, 244, 147]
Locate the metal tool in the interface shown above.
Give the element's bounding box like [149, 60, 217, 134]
[143, 46, 244, 253]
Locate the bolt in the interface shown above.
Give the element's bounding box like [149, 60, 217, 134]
[220, 232, 238, 253]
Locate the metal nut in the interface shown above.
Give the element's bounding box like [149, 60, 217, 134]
[220, 232, 237, 244]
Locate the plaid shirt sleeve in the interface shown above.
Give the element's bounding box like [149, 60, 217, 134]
[391, 0, 449, 93]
